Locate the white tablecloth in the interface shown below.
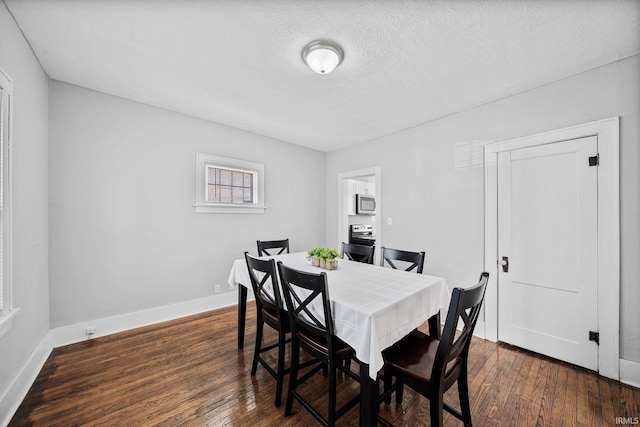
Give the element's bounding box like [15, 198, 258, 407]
[228, 252, 450, 378]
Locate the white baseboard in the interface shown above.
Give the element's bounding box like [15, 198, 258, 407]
[620, 358, 640, 389]
[0, 333, 52, 427]
[51, 293, 237, 348]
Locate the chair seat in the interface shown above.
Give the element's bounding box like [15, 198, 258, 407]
[299, 330, 355, 362]
[262, 307, 290, 331]
[382, 330, 458, 383]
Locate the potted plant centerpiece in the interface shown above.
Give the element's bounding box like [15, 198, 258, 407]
[307, 247, 341, 270]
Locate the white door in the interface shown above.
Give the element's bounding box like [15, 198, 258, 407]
[498, 136, 599, 370]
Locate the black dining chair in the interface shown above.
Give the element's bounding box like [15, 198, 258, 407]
[277, 261, 361, 427]
[244, 252, 290, 407]
[257, 239, 290, 256]
[380, 272, 490, 427]
[341, 242, 375, 264]
[379, 246, 425, 273]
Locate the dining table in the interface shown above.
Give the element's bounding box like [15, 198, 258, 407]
[227, 251, 450, 426]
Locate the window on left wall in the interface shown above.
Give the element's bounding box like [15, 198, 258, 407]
[0, 66, 17, 338]
[194, 153, 266, 214]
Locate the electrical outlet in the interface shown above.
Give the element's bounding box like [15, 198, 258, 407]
[86, 325, 96, 336]
[214, 284, 221, 294]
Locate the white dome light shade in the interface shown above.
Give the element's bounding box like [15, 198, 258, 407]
[302, 42, 343, 74]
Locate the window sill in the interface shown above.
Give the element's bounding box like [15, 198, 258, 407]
[194, 204, 266, 214]
[0, 308, 21, 339]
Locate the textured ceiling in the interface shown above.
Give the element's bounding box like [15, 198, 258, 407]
[5, 0, 640, 152]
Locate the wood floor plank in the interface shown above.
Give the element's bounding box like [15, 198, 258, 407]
[495, 345, 522, 406]
[502, 351, 533, 426]
[536, 358, 558, 426]
[8, 306, 640, 427]
[550, 364, 571, 427]
[600, 379, 617, 425]
[619, 381, 640, 420]
[565, 364, 580, 426]
[521, 356, 542, 402]
[522, 350, 550, 426]
[587, 371, 603, 425]
[576, 367, 593, 425]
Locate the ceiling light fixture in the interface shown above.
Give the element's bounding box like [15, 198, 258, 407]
[302, 41, 343, 74]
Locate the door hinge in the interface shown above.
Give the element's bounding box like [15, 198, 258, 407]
[588, 154, 599, 167]
[589, 331, 600, 345]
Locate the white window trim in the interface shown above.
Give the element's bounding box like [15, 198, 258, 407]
[0, 66, 16, 338]
[194, 153, 266, 214]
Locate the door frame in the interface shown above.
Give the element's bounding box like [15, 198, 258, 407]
[337, 166, 382, 263]
[484, 117, 620, 380]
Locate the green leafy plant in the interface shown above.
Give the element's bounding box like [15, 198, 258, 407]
[307, 247, 322, 260]
[320, 248, 340, 260]
[307, 247, 340, 261]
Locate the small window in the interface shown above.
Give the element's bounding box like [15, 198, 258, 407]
[195, 153, 265, 214]
[206, 165, 255, 205]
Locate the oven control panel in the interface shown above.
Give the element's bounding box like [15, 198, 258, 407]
[351, 224, 373, 233]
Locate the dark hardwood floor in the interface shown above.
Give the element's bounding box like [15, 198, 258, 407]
[9, 305, 640, 426]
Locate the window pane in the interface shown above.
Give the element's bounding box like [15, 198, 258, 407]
[232, 187, 243, 203]
[232, 171, 244, 186]
[207, 167, 216, 184]
[219, 186, 232, 203]
[220, 169, 232, 185]
[244, 173, 252, 188]
[208, 184, 223, 202]
[244, 188, 252, 203]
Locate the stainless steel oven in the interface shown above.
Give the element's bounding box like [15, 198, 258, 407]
[349, 224, 375, 246]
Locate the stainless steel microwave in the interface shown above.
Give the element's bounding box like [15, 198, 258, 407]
[356, 194, 376, 214]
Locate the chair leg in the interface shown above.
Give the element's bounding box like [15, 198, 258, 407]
[251, 317, 263, 376]
[395, 376, 404, 405]
[274, 330, 286, 407]
[383, 368, 392, 405]
[284, 339, 299, 417]
[328, 360, 336, 427]
[430, 393, 444, 427]
[458, 371, 473, 427]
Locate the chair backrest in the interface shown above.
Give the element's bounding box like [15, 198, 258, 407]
[341, 242, 375, 264]
[245, 252, 284, 315]
[380, 246, 425, 273]
[432, 272, 489, 385]
[257, 239, 290, 256]
[277, 262, 335, 355]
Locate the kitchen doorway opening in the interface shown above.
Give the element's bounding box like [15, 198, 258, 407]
[337, 167, 381, 265]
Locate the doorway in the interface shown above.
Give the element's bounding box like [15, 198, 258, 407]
[337, 167, 381, 265]
[484, 117, 620, 379]
[497, 136, 598, 370]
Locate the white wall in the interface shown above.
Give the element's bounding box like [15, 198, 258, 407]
[48, 81, 326, 328]
[326, 55, 640, 363]
[0, 2, 50, 420]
